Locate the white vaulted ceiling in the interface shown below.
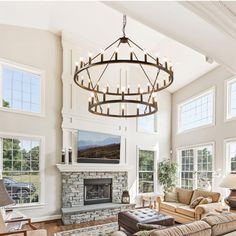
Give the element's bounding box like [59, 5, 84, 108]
[0, 1, 232, 93]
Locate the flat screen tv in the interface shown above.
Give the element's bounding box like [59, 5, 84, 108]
[77, 130, 121, 164]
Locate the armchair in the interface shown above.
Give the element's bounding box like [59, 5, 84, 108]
[0, 211, 47, 236]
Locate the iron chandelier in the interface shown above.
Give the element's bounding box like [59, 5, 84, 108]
[74, 15, 174, 118]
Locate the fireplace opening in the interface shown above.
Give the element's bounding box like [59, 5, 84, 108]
[84, 178, 112, 205]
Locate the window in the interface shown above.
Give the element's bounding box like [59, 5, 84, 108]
[0, 135, 42, 206]
[179, 144, 214, 190]
[225, 139, 236, 174]
[137, 105, 157, 133]
[178, 88, 214, 133]
[227, 78, 236, 120]
[138, 149, 156, 193]
[0, 60, 43, 115]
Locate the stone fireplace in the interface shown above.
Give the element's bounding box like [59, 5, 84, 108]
[84, 178, 112, 205]
[57, 165, 135, 224]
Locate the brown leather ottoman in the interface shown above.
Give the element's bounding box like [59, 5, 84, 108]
[118, 208, 174, 234]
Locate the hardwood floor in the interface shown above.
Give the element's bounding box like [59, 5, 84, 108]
[26, 217, 117, 236]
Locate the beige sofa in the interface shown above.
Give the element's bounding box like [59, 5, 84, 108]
[157, 188, 222, 223]
[112, 213, 236, 236]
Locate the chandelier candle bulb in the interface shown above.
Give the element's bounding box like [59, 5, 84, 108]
[122, 91, 125, 100]
[117, 84, 120, 93]
[138, 84, 141, 94]
[164, 79, 166, 86]
[147, 83, 150, 92]
[127, 85, 130, 94]
[144, 51, 147, 62]
[100, 49, 104, 62]
[97, 83, 99, 91]
[137, 105, 139, 115]
[122, 105, 125, 116]
[88, 81, 91, 89]
[88, 53, 92, 64]
[130, 47, 133, 60]
[80, 57, 84, 68]
[91, 96, 94, 104]
[115, 47, 118, 60]
[156, 57, 159, 65]
[107, 105, 110, 115]
[106, 84, 109, 93]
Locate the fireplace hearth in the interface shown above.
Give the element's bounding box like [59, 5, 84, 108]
[84, 178, 112, 205]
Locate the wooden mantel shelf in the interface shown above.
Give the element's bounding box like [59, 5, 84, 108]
[56, 163, 131, 172]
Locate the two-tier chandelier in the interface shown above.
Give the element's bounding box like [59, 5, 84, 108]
[74, 15, 174, 118]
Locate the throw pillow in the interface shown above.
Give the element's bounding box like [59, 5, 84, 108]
[199, 197, 213, 205]
[190, 196, 204, 208]
[137, 223, 166, 231]
[164, 192, 178, 202]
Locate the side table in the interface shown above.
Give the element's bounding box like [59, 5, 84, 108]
[141, 194, 159, 209]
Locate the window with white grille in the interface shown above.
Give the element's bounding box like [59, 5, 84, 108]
[179, 144, 214, 190]
[178, 89, 214, 133]
[0, 60, 43, 115]
[0, 135, 43, 206]
[227, 78, 236, 120]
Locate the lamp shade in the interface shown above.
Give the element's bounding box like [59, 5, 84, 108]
[219, 174, 236, 189]
[0, 179, 14, 207]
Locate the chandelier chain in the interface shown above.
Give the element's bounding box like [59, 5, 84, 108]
[123, 15, 127, 37]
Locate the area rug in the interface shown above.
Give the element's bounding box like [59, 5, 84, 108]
[55, 222, 121, 236]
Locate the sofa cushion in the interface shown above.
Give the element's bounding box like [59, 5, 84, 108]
[191, 189, 220, 204]
[176, 205, 195, 218]
[150, 221, 211, 236]
[202, 213, 236, 236]
[176, 187, 194, 205]
[160, 202, 186, 212]
[164, 192, 178, 202]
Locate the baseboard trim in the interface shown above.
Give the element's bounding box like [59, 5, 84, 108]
[32, 214, 62, 223]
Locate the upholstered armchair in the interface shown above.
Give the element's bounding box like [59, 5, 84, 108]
[0, 179, 47, 236]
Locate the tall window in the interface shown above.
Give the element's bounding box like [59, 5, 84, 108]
[0, 61, 42, 114]
[178, 88, 214, 133]
[0, 136, 42, 205]
[227, 78, 236, 120]
[138, 149, 156, 193]
[225, 140, 236, 174]
[137, 105, 157, 133]
[179, 144, 214, 190]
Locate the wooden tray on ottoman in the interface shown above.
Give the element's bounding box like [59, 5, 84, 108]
[118, 208, 174, 234]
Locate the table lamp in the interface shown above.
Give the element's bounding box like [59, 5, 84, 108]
[0, 179, 14, 219]
[219, 173, 236, 210]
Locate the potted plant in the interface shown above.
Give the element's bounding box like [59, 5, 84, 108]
[158, 159, 178, 193]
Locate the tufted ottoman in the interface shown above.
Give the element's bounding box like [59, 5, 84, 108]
[118, 208, 174, 233]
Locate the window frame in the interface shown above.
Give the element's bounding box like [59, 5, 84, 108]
[224, 138, 236, 174]
[0, 132, 45, 209]
[225, 76, 236, 122]
[0, 58, 45, 117]
[177, 87, 216, 134]
[136, 145, 158, 195]
[177, 142, 215, 190]
[136, 111, 158, 134]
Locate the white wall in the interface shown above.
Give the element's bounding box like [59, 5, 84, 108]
[172, 65, 235, 193]
[61, 37, 172, 205]
[0, 24, 62, 220]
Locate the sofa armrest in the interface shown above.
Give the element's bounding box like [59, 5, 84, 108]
[195, 202, 223, 218]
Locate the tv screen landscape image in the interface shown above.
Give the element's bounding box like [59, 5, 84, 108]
[77, 130, 121, 164]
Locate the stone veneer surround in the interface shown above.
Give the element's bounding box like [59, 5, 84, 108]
[62, 171, 128, 208]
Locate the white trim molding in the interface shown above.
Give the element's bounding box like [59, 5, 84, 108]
[56, 164, 131, 172]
